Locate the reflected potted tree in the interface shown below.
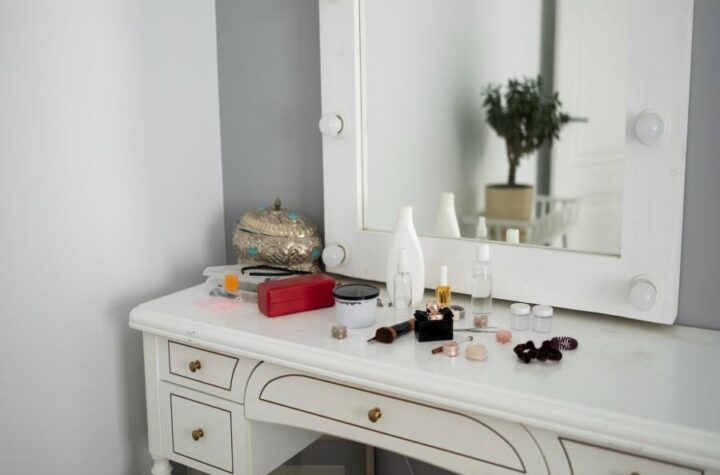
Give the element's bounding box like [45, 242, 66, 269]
[482, 76, 570, 225]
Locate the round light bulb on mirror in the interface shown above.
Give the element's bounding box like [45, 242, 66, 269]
[629, 276, 658, 311]
[322, 243, 347, 268]
[635, 110, 666, 146]
[318, 114, 344, 137]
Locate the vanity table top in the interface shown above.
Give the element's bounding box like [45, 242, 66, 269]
[130, 282, 720, 467]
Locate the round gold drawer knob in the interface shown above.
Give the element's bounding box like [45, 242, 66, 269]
[191, 428, 204, 441]
[189, 360, 202, 373]
[368, 407, 382, 423]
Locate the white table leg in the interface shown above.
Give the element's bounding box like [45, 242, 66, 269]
[151, 456, 172, 475]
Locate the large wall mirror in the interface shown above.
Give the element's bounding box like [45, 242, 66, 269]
[319, 0, 693, 324]
[363, 0, 629, 256]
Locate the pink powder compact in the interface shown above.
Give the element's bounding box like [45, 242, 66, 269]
[465, 343, 488, 361]
[496, 328, 512, 344]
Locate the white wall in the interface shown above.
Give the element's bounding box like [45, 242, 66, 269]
[363, 0, 541, 236]
[0, 1, 224, 473]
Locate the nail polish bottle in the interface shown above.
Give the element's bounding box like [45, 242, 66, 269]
[435, 265, 451, 308]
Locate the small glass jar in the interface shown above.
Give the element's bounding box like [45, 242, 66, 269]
[510, 303, 531, 331]
[532, 305, 553, 333]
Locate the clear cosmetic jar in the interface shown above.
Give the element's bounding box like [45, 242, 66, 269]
[510, 303, 531, 331]
[332, 284, 379, 329]
[532, 305, 553, 333]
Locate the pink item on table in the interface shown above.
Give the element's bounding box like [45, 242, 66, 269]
[473, 315, 489, 328]
[465, 343, 488, 361]
[442, 341, 460, 357]
[496, 328, 512, 344]
[195, 297, 242, 310]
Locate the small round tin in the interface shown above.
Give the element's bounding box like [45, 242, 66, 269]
[331, 325, 347, 339]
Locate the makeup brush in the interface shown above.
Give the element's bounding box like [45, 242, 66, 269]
[367, 319, 416, 343]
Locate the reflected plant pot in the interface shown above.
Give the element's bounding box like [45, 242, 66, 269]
[485, 184, 535, 242]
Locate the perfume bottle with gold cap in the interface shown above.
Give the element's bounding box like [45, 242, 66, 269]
[435, 265, 451, 307]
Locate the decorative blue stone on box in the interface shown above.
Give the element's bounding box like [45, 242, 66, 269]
[232, 198, 323, 273]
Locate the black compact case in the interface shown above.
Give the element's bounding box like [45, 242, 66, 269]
[414, 308, 454, 342]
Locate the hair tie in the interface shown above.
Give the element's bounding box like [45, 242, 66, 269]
[513, 340, 563, 364]
[550, 336, 578, 351]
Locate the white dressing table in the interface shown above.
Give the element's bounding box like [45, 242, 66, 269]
[130, 283, 720, 475]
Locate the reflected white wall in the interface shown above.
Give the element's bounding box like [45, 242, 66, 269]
[363, 0, 542, 236]
[551, 0, 630, 254]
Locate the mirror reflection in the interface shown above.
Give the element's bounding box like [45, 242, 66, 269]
[362, 0, 630, 255]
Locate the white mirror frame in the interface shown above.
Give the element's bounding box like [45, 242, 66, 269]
[319, 0, 693, 324]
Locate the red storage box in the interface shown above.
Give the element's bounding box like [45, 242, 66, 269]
[257, 274, 336, 317]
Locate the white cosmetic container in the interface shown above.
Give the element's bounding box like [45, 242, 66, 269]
[532, 305, 554, 333]
[332, 284, 379, 329]
[434, 192, 461, 238]
[510, 303, 531, 331]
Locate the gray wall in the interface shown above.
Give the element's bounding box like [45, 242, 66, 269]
[677, 0, 720, 330]
[216, 0, 720, 332]
[216, 0, 323, 261]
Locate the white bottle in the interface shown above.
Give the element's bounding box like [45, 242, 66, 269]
[471, 243, 492, 318]
[476, 216, 488, 240]
[392, 249, 413, 323]
[386, 206, 425, 305]
[434, 192, 461, 238]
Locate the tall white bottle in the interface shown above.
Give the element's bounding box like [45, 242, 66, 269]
[386, 206, 425, 305]
[434, 192, 461, 238]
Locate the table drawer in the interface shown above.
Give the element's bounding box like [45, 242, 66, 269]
[160, 339, 258, 402]
[168, 340, 238, 389]
[160, 383, 243, 475]
[560, 438, 703, 475]
[245, 363, 546, 475]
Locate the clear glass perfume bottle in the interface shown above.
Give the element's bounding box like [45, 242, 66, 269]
[471, 244, 492, 318]
[385, 206, 425, 306]
[393, 249, 413, 322]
